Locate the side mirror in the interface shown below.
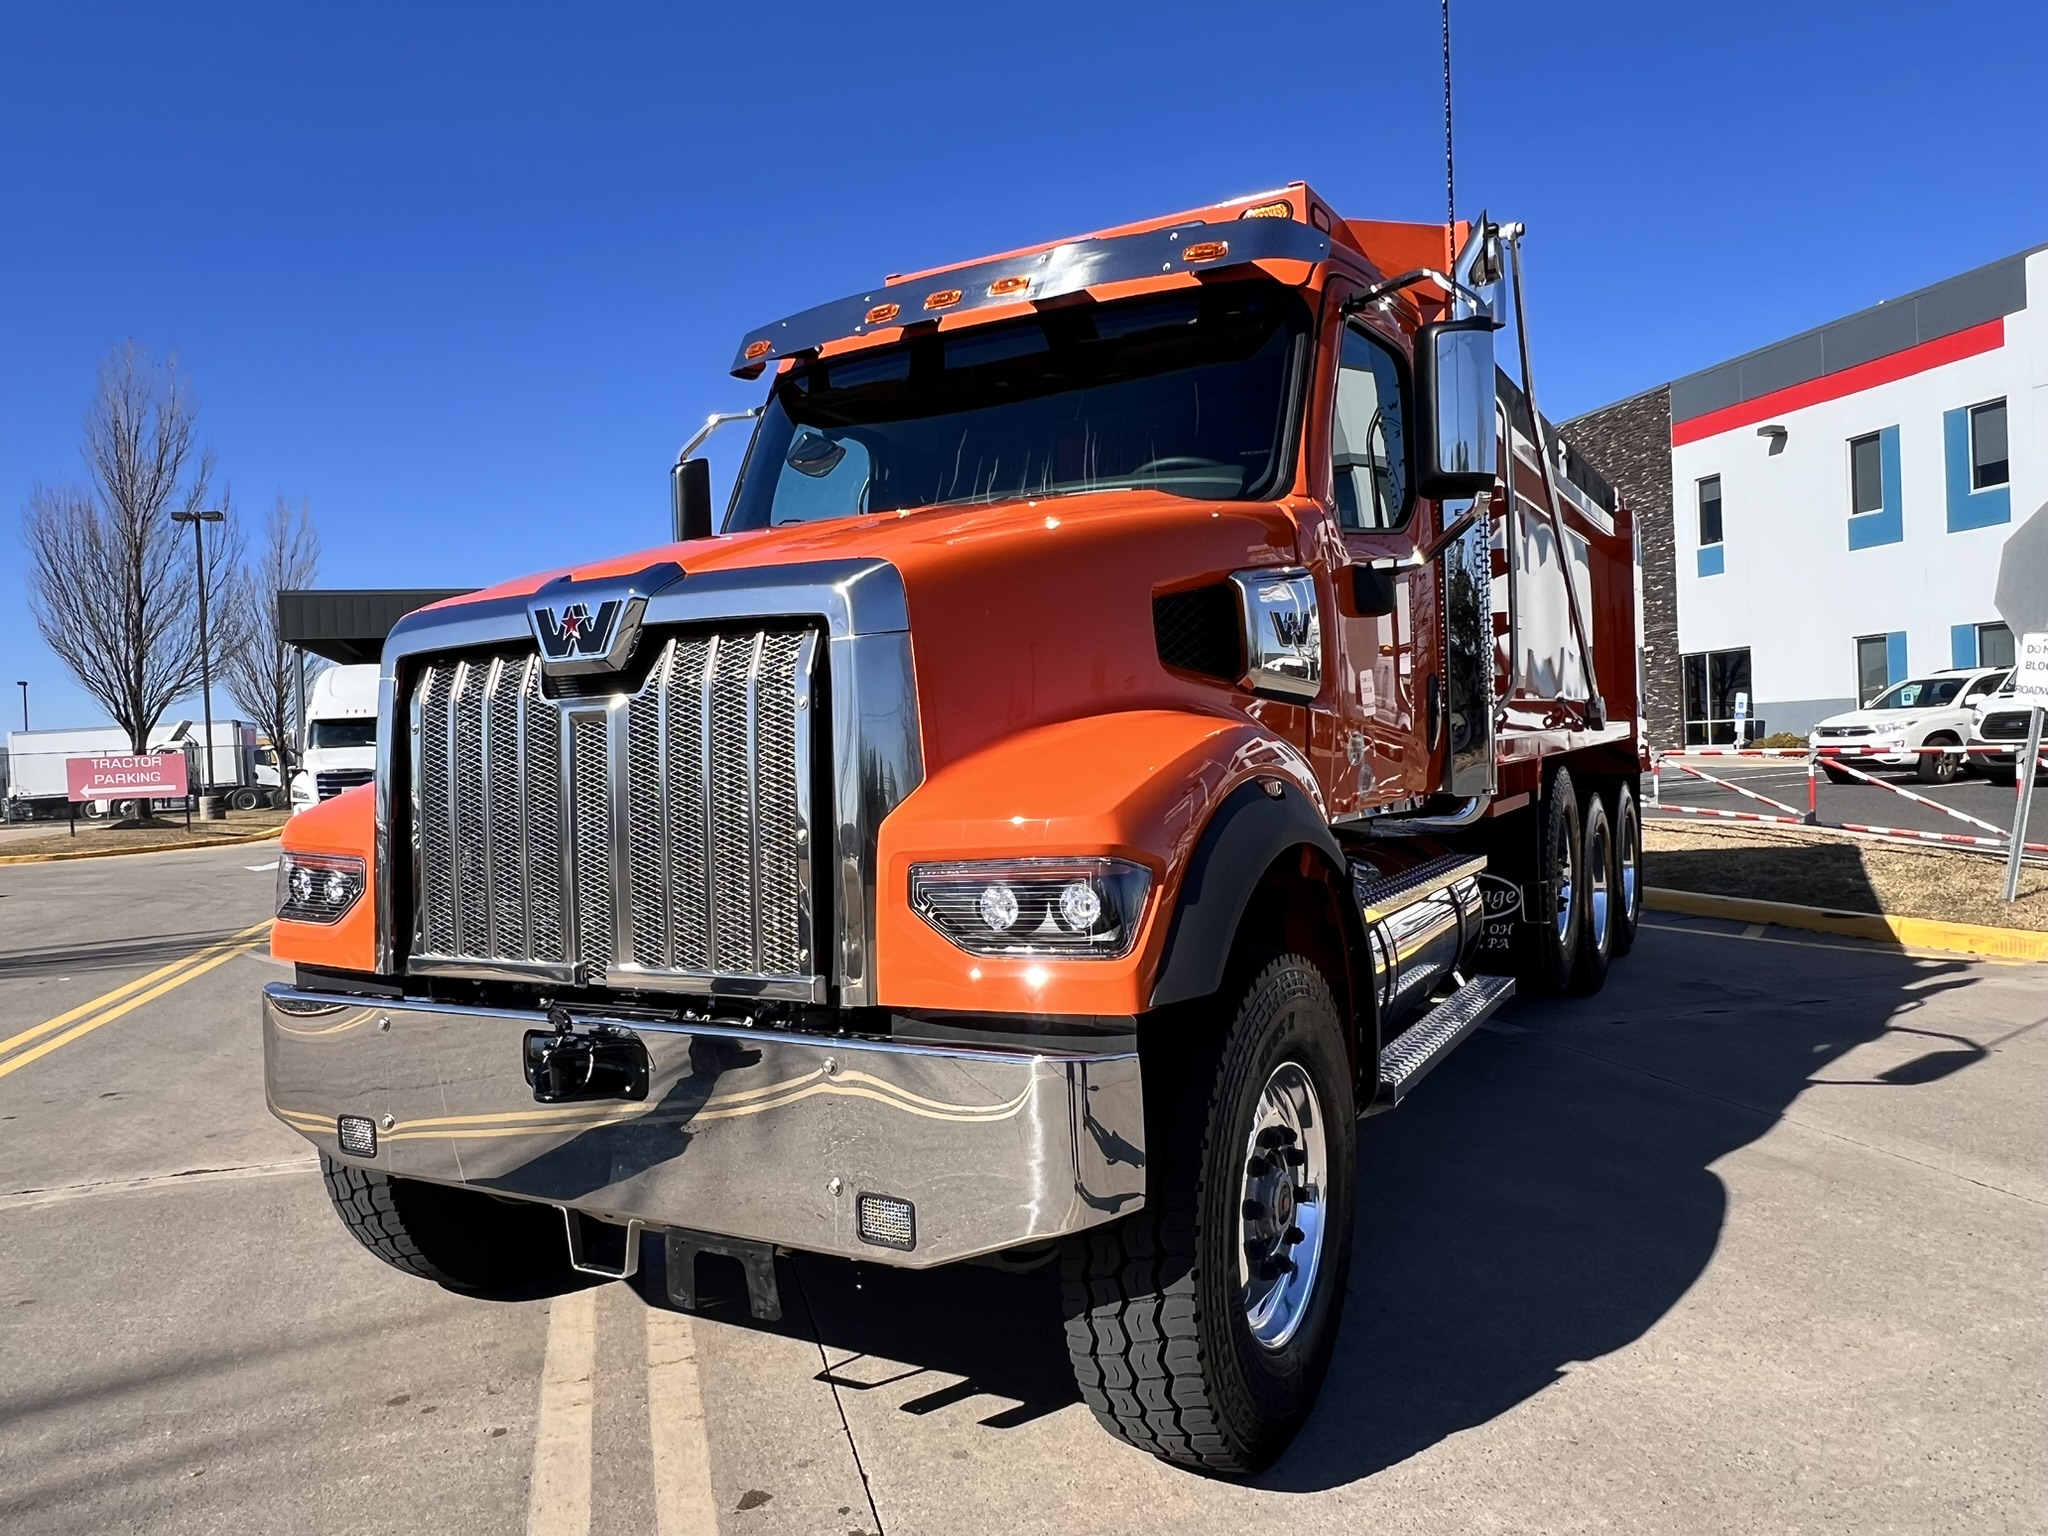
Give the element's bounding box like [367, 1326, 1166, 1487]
[1413, 318, 1498, 500]
[671, 458, 714, 542]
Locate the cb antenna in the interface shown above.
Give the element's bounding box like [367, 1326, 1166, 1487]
[1442, 0, 1456, 257]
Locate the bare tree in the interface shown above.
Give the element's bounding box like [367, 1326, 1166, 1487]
[23, 345, 244, 752]
[221, 494, 323, 774]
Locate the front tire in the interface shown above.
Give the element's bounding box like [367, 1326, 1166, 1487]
[321, 1155, 570, 1293]
[1061, 954, 1356, 1476]
[1915, 736, 1961, 784]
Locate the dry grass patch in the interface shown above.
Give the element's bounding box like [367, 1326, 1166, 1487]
[0, 808, 287, 860]
[1644, 819, 2048, 932]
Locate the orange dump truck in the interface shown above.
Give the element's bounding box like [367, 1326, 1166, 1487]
[265, 184, 1642, 1474]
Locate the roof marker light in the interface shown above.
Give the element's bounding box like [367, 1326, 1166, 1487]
[1181, 241, 1229, 264]
[864, 302, 901, 326]
[744, 339, 772, 360]
[987, 274, 1030, 298]
[924, 288, 963, 311]
[1240, 200, 1292, 220]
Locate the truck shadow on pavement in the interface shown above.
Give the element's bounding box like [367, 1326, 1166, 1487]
[628, 917, 1988, 1491]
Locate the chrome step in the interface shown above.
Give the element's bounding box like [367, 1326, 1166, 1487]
[1370, 973, 1517, 1113]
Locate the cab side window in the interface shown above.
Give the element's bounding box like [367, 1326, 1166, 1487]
[1331, 324, 1411, 530]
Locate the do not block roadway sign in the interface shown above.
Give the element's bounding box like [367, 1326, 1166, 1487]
[2016, 632, 2048, 702]
[65, 752, 190, 802]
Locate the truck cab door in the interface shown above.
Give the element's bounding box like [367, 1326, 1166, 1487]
[1319, 315, 1432, 817]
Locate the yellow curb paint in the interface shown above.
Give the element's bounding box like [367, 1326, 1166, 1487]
[0, 827, 283, 865]
[1645, 888, 2048, 962]
[0, 918, 275, 1063]
[0, 930, 270, 1081]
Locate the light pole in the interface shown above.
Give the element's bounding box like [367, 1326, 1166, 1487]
[172, 508, 226, 806]
[13, 680, 23, 732]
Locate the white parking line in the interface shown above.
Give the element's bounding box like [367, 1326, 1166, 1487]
[646, 1305, 720, 1536]
[245, 861, 278, 871]
[527, 1288, 597, 1536]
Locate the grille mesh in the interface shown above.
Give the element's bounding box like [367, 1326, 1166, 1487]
[409, 627, 816, 990]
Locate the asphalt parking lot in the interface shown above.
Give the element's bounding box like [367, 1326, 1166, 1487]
[2, 844, 2043, 1534]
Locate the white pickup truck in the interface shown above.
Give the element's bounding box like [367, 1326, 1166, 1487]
[1810, 665, 2012, 784]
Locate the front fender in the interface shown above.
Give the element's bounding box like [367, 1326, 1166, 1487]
[873, 709, 1319, 1016]
[270, 784, 379, 972]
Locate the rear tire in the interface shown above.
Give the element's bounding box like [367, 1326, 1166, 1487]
[1607, 780, 1643, 957]
[321, 1155, 570, 1293]
[1570, 791, 1617, 994]
[1915, 736, 1960, 784]
[1061, 954, 1356, 1476]
[1519, 769, 1583, 994]
[230, 787, 262, 811]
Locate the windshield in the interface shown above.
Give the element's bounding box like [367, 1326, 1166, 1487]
[1867, 678, 1964, 710]
[725, 279, 1307, 531]
[309, 719, 377, 750]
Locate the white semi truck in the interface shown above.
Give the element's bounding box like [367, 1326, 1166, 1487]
[289, 664, 379, 816]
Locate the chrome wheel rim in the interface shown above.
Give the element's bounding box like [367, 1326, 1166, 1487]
[1239, 1061, 1328, 1350]
[1554, 828, 1576, 942]
[1588, 817, 1612, 951]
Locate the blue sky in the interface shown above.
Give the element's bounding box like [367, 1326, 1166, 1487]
[3, 1, 2044, 730]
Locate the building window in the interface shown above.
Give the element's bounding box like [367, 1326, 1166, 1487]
[1849, 433, 1884, 515]
[1682, 646, 1755, 745]
[1856, 632, 1905, 706]
[1970, 400, 2008, 489]
[1978, 622, 2015, 670]
[1697, 476, 1723, 546]
[1848, 426, 1903, 549]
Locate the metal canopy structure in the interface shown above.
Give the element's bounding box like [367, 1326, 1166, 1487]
[278, 589, 474, 666]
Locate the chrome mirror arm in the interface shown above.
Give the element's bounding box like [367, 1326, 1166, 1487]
[672, 407, 764, 472]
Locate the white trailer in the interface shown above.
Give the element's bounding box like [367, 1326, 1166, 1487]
[4, 719, 280, 819]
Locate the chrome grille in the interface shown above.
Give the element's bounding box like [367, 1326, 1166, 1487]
[408, 628, 820, 996]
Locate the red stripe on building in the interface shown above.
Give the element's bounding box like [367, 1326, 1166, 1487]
[1670, 316, 2006, 447]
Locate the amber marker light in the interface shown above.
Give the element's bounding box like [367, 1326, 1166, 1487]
[1239, 200, 1292, 219]
[1181, 241, 1229, 263]
[987, 274, 1030, 298]
[864, 302, 901, 325]
[924, 288, 963, 311]
[744, 339, 772, 360]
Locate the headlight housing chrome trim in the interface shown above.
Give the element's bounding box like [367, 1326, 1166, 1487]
[277, 852, 367, 925]
[909, 857, 1152, 959]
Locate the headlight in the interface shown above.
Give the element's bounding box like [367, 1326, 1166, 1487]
[277, 852, 365, 924]
[910, 858, 1152, 959]
[289, 772, 315, 806]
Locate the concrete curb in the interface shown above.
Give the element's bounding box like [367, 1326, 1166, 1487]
[0, 827, 284, 867]
[1645, 887, 2048, 962]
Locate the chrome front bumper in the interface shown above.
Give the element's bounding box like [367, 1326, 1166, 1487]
[261, 984, 1144, 1267]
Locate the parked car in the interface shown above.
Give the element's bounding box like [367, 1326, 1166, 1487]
[1810, 666, 2011, 784]
[1967, 681, 2045, 787]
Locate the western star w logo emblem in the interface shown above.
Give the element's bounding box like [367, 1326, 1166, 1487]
[533, 600, 622, 661]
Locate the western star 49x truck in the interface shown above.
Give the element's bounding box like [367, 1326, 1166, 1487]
[265, 185, 1643, 1474]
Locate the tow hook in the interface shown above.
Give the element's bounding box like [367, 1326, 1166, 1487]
[523, 1015, 650, 1104]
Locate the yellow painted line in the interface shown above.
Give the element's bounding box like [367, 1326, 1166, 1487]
[0, 926, 272, 1082]
[0, 918, 275, 1065]
[646, 1305, 719, 1536]
[1645, 888, 2048, 962]
[526, 1287, 597, 1536]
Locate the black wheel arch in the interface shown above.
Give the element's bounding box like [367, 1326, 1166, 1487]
[1148, 777, 1374, 1074]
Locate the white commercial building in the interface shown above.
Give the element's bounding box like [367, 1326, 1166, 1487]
[1569, 242, 2043, 746]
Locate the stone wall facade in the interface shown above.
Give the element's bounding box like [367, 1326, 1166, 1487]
[1562, 386, 1681, 751]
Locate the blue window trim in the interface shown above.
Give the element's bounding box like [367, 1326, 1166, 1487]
[1951, 623, 1978, 669]
[1943, 405, 2012, 532]
[1849, 426, 1904, 549]
[1697, 544, 1725, 577]
[1886, 631, 1908, 685]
